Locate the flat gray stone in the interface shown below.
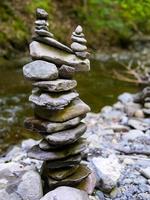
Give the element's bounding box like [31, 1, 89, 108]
[24, 116, 83, 134]
[59, 65, 75, 79]
[45, 122, 87, 146]
[33, 79, 77, 92]
[40, 186, 89, 200]
[30, 41, 90, 72]
[47, 166, 79, 180]
[75, 51, 90, 59]
[23, 60, 58, 81]
[29, 91, 79, 109]
[71, 36, 87, 44]
[35, 29, 54, 37]
[35, 25, 48, 31]
[46, 154, 82, 169]
[34, 98, 90, 122]
[33, 36, 73, 53]
[47, 165, 91, 189]
[35, 20, 48, 26]
[39, 139, 58, 150]
[28, 139, 86, 161]
[73, 32, 85, 38]
[71, 42, 87, 52]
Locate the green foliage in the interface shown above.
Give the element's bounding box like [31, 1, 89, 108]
[25, 0, 53, 19]
[74, 0, 150, 40]
[1, 0, 150, 57]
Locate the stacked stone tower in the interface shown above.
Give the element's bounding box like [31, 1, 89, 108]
[23, 8, 91, 190]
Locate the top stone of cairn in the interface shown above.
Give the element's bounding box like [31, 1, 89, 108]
[36, 8, 48, 20]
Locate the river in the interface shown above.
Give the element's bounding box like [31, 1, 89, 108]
[0, 59, 138, 152]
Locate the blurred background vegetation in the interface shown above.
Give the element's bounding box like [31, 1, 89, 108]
[1, 0, 150, 58]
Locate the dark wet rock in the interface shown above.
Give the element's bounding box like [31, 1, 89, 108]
[59, 65, 75, 79]
[46, 154, 82, 169]
[36, 8, 48, 20]
[45, 122, 87, 146]
[47, 166, 79, 180]
[29, 91, 79, 109]
[34, 98, 90, 122]
[35, 25, 49, 31]
[33, 36, 73, 53]
[28, 139, 86, 161]
[76, 170, 96, 194]
[33, 79, 77, 92]
[47, 165, 91, 189]
[30, 41, 90, 72]
[71, 42, 87, 52]
[39, 139, 58, 150]
[35, 29, 54, 38]
[23, 60, 58, 81]
[24, 116, 83, 134]
[40, 186, 89, 200]
[143, 108, 150, 115]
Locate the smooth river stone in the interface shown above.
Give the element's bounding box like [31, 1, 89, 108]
[75, 25, 83, 34]
[71, 42, 87, 52]
[71, 36, 87, 44]
[46, 154, 82, 169]
[40, 186, 89, 200]
[75, 51, 90, 59]
[34, 98, 91, 122]
[30, 41, 90, 72]
[35, 20, 49, 26]
[24, 116, 83, 134]
[33, 79, 77, 92]
[59, 65, 75, 79]
[29, 91, 79, 109]
[35, 26, 49, 31]
[33, 36, 73, 53]
[28, 138, 86, 161]
[35, 29, 54, 38]
[36, 8, 48, 20]
[23, 60, 58, 81]
[45, 122, 87, 146]
[73, 32, 85, 38]
[47, 166, 79, 181]
[39, 139, 58, 150]
[47, 164, 91, 189]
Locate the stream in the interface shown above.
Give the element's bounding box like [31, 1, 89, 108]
[0, 59, 138, 152]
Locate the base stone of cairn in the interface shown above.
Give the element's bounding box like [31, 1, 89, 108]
[23, 8, 91, 191]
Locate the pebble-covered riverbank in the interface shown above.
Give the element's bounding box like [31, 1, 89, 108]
[0, 88, 150, 200]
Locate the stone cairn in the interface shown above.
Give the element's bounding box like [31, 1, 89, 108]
[23, 8, 91, 190]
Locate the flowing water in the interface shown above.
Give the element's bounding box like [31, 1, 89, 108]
[0, 59, 138, 152]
